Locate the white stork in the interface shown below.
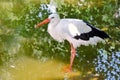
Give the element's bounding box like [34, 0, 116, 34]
[35, 13, 110, 72]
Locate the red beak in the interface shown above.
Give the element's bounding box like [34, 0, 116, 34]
[35, 18, 50, 28]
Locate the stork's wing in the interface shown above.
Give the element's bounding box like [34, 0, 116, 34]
[59, 19, 110, 41]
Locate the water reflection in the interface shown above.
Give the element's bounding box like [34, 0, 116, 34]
[0, 56, 102, 80]
[93, 49, 120, 80]
[0, 56, 81, 80]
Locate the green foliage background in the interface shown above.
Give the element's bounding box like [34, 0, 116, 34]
[0, 0, 120, 76]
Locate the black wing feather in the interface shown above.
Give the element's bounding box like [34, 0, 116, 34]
[74, 21, 110, 41]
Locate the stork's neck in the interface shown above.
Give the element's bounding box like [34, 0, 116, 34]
[49, 18, 60, 27]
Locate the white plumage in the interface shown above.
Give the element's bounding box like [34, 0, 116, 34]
[47, 14, 105, 48]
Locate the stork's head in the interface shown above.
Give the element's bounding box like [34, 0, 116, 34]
[35, 13, 60, 28]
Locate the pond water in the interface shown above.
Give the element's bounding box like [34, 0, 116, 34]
[0, 56, 98, 80]
[1, 51, 119, 80]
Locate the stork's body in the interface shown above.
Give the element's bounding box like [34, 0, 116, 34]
[35, 13, 110, 72]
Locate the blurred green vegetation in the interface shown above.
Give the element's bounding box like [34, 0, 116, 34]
[0, 0, 120, 77]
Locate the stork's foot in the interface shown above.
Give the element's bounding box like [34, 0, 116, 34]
[62, 64, 72, 73]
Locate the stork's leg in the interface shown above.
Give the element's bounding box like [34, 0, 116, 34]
[69, 43, 76, 71]
[63, 43, 76, 72]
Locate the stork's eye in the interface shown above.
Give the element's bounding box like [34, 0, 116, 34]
[51, 17, 54, 19]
